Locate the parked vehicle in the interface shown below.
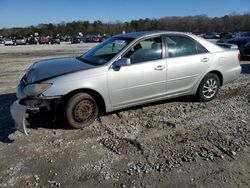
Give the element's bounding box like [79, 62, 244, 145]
[219, 32, 233, 39]
[99, 35, 110, 42]
[50, 36, 60, 44]
[91, 36, 100, 42]
[28, 37, 38, 45]
[64, 36, 71, 42]
[203, 32, 220, 39]
[84, 36, 92, 42]
[216, 32, 250, 58]
[82, 35, 89, 42]
[59, 36, 66, 42]
[83, 35, 101, 43]
[39, 37, 49, 44]
[10, 31, 241, 135]
[240, 31, 250, 37]
[0, 38, 4, 44]
[216, 42, 238, 49]
[15, 37, 27, 45]
[4, 38, 14, 46]
[239, 42, 250, 58]
[71, 36, 81, 44]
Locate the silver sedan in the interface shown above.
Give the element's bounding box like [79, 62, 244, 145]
[10, 31, 241, 134]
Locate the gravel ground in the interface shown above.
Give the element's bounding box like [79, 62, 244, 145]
[0, 43, 249, 187]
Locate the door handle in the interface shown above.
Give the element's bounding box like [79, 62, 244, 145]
[155, 65, 165, 70]
[201, 57, 209, 62]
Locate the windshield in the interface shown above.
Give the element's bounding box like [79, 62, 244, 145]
[79, 37, 134, 65]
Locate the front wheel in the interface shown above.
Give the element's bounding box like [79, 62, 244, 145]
[66, 93, 99, 129]
[196, 73, 220, 102]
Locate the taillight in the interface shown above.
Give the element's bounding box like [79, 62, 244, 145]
[237, 52, 241, 62]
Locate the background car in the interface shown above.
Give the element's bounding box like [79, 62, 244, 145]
[15, 36, 27, 45]
[49, 36, 60, 44]
[39, 37, 49, 44]
[71, 36, 81, 44]
[240, 42, 250, 58]
[240, 31, 250, 37]
[59, 36, 66, 42]
[91, 36, 100, 42]
[203, 32, 220, 39]
[0, 38, 4, 44]
[64, 36, 71, 42]
[28, 37, 38, 45]
[216, 31, 250, 58]
[219, 32, 234, 39]
[4, 38, 14, 46]
[99, 35, 110, 42]
[83, 35, 92, 42]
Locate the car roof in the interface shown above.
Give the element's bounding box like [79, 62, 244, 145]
[114, 30, 223, 53]
[114, 31, 188, 39]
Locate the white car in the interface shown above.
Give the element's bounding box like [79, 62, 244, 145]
[4, 38, 14, 46]
[10, 31, 242, 135]
[15, 37, 27, 45]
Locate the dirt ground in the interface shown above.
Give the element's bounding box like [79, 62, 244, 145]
[0, 43, 249, 188]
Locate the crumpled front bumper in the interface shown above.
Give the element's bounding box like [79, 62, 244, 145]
[10, 101, 38, 135]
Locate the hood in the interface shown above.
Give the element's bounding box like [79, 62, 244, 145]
[25, 57, 95, 84]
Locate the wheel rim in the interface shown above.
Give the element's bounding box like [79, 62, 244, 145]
[73, 100, 95, 123]
[202, 78, 218, 99]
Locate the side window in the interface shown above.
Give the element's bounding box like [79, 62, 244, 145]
[124, 36, 162, 64]
[165, 35, 208, 58]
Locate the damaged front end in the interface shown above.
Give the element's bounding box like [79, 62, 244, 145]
[10, 73, 61, 135]
[10, 101, 37, 135]
[10, 56, 92, 135]
[10, 97, 60, 135]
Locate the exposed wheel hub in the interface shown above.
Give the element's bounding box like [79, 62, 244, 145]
[73, 100, 94, 123]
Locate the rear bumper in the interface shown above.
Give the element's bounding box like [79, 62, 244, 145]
[10, 101, 38, 135]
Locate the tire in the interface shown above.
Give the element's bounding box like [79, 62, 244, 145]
[66, 93, 99, 129]
[196, 73, 220, 102]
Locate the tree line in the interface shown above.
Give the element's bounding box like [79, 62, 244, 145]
[1, 14, 250, 37]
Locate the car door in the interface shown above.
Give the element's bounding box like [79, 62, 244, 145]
[164, 34, 212, 95]
[107, 36, 167, 107]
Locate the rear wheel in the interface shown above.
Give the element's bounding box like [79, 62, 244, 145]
[66, 93, 98, 129]
[196, 73, 220, 101]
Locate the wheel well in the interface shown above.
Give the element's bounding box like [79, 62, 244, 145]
[208, 71, 223, 86]
[62, 89, 106, 114]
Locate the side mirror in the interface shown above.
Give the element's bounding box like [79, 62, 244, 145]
[115, 58, 131, 67]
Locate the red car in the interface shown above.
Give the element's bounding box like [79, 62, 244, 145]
[99, 36, 109, 42]
[39, 37, 49, 44]
[91, 36, 100, 43]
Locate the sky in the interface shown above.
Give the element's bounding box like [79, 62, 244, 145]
[0, 0, 250, 29]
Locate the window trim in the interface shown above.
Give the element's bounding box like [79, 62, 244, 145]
[163, 34, 209, 58]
